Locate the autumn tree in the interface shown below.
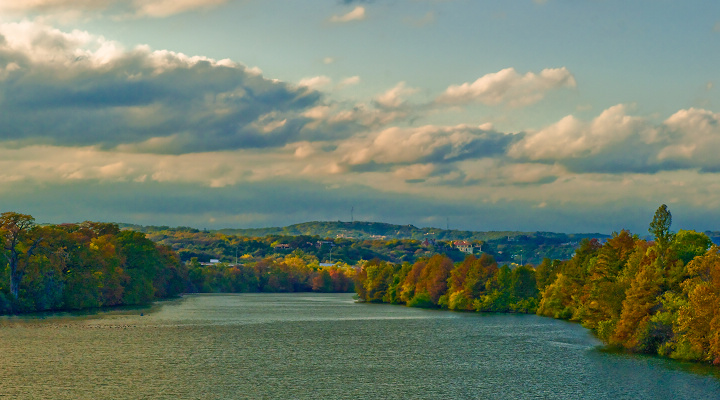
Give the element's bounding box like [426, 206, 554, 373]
[611, 258, 664, 353]
[672, 247, 720, 364]
[579, 230, 636, 332]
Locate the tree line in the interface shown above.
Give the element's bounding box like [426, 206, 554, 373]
[127, 225, 589, 266]
[0, 212, 355, 314]
[185, 254, 355, 294]
[0, 212, 187, 313]
[355, 205, 720, 366]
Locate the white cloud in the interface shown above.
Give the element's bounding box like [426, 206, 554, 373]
[509, 104, 651, 161]
[436, 67, 576, 107]
[337, 124, 512, 167]
[0, 21, 322, 153]
[299, 75, 332, 90]
[302, 105, 332, 120]
[330, 6, 366, 23]
[659, 108, 720, 169]
[374, 81, 418, 108]
[0, 0, 112, 13]
[337, 76, 360, 89]
[507, 104, 720, 174]
[0, 0, 229, 19]
[132, 0, 228, 18]
[304, 102, 406, 128]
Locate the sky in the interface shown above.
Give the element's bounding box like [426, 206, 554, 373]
[1, 0, 720, 234]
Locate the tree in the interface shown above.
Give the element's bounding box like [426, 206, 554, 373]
[649, 204, 674, 251]
[611, 261, 663, 353]
[0, 212, 42, 299]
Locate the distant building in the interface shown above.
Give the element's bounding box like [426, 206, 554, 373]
[199, 259, 221, 266]
[453, 240, 480, 254]
[274, 243, 291, 250]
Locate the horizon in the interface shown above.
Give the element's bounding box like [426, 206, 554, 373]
[2, 2, 720, 234]
[53, 217, 664, 237]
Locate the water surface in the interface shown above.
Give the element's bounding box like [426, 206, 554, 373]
[1, 293, 718, 399]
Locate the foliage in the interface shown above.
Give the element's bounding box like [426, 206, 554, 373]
[356, 253, 540, 314]
[0, 219, 187, 314]
[353, 204, 720, 367]
[186, 253, 356, 296]
[125, 221, 607, 266]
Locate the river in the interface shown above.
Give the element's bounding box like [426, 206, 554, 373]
[0, 293, 718, 399]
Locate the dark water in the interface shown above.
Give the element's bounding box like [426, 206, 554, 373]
[0, 293, 718, 399]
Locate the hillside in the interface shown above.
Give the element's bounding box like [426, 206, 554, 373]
[119, 221, 610, 265]
[211, 221, 606, 242]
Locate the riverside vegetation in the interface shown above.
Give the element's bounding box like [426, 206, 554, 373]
[1, 205, 720, 367]
[355, 205, 720, 366]
[0, 212, 356, 314]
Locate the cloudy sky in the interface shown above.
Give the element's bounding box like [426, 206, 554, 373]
[1, 0, 719, 233]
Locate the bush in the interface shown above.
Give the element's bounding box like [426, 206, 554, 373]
[407, 292, 435, 308]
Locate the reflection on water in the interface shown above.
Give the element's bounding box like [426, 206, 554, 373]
[0, 293, 718, 399]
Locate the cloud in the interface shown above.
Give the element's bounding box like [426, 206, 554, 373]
[509, 104, 650, 161]
[0, 0, 112, 14]
[0, 21, 323, 153]
[337, 76, 360, 89]
[507, 104, 720, 174]
[0, 0, 230, 18]
[336, 124, 519, 169]
[330, 6, 366, 23]
[374, 81, 418, 109]
[508, 104, 667, 173]
[436, 67, 576, 107]
[131, 0, 229, 18]
[299, 75, 332, 90]
[299, 102, 407, 137]
[659, 108, 720, 172]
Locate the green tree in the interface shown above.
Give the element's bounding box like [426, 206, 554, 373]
[117, 230, 161, 305]
[0, 212, 43, 300]
[535, 258, 560, 294]
[649, 204, 674, 251]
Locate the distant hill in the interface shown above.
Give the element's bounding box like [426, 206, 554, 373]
[118, 221, 610, 265]
[213, 220, 607, 242]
